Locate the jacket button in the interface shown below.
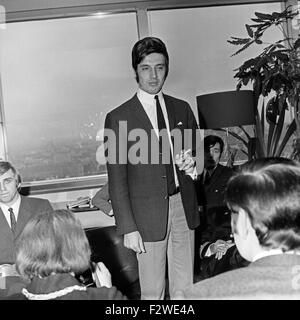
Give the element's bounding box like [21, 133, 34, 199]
[162, 175, 167, 178]
[164, 195, 168, 200]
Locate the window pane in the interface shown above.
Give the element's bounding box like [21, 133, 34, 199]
[1, 13, 138, 182]
[149, 2, 283, 162]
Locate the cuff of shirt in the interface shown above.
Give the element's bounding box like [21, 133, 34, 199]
[200, 242, 212, 258]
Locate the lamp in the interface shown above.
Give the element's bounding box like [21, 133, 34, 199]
[197, 90, 255, 129]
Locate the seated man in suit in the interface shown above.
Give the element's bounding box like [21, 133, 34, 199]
[195, 135, 247, 280]
[178, 158, 300, 299]
[0, 161, 53, 267]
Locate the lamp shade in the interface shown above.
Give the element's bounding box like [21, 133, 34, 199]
[197, 90, 255, 129]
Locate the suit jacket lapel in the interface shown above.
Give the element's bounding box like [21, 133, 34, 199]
[163, 94, 176, 131]
[0, 207, 13, 238]
[131, 94, 176, 132]
[15, 196, 33, 239]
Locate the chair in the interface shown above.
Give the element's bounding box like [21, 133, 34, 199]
[85, 226, 140, 300]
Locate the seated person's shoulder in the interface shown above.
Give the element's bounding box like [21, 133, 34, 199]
[87, 286, 127, 300]
[21, 196, 52, 211]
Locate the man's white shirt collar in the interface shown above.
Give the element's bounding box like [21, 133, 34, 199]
[253, 248, 300, 262]
[137, 88, 163, 104]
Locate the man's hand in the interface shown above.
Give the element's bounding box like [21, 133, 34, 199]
[175, 149, 195, 175]
[124, 231, 146, 254]
[209, 240, 233, 260]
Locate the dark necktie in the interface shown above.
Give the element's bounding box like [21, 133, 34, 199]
[8, 207, 17, 234]
[203, 171, 211, 185]
[155, 95, 176, 195]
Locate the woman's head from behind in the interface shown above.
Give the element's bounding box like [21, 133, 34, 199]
[226, 158, 300, 261]
[16, 209, 91, 279]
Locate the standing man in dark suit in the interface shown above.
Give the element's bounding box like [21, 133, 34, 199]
[178, 160, 300, 299]
[195, 135, 246, 279]
[0, 161, 53, 266]
[104, 37, 200, 299]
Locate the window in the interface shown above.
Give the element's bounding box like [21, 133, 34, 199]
[149, 2, 283, 162]
[0, 12, 138, 182]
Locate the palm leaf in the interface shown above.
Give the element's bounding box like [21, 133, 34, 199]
[275, 119, 296, 156]
[260, 100, 265, 138]
[254, 12, 274, 20]
[238, 126, 251, 140]
[231, 40, 256, 56]
[271, 106, 285, 156]
[255, 113, 266, 156]
[267, 121, 275, 155]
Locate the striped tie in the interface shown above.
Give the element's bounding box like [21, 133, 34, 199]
[8, 207, 17, 234]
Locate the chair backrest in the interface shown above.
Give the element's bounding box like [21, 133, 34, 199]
[85, 226, 140, 300]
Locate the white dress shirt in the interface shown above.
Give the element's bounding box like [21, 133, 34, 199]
[137, 88, 179, 187]
[0, 194, 21, 228]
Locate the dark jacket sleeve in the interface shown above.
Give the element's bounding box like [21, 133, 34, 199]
[104, 112, 137, 236]
[42, 199, 53, 212]
[91, 182, 112, 215]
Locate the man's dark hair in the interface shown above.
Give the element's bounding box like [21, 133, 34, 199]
[132, 37, 169, 82]
[204, 135, 224, 154]
[226, 160, 300, 251]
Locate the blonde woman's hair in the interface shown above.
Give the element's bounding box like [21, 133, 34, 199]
[16, 209, 91, 279]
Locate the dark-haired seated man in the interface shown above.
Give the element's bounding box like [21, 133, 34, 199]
[178, 159, 300, 299]
[0, 161, 52, 296]
[195, 135, 247, 280]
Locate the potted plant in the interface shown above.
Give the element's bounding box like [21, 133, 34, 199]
[228, 6, 300, 160]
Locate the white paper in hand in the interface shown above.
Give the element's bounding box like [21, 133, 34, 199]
[92, 262, 112, 288]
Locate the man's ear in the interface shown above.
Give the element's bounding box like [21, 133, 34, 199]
[236, 208, 251, 240]
[15, 174, 21, 189]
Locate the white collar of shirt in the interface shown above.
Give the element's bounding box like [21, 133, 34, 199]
[137, 88, 166, 138]
[252, 248, 300, 262]
[0, 194, 21, 227]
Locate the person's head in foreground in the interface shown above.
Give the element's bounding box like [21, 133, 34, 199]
[15, 209, 91, 279]
[226, 159, 300, 262]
